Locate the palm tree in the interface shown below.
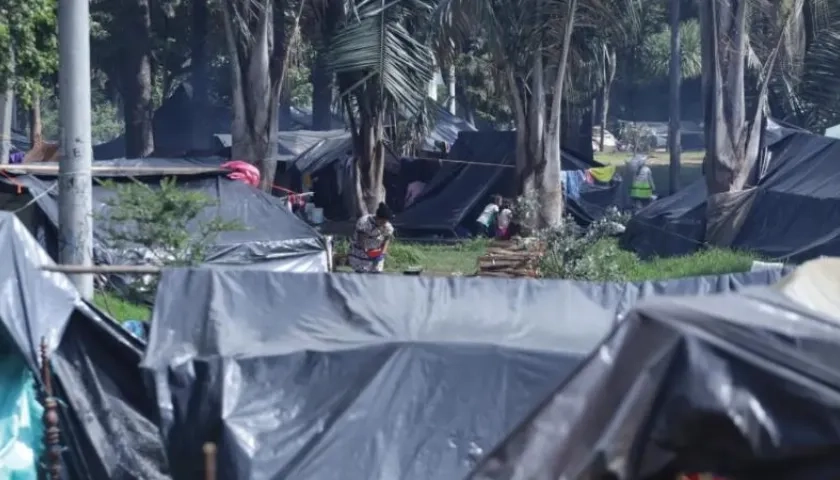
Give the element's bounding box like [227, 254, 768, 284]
[322, 0, 434, 214]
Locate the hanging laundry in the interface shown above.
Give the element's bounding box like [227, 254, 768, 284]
[588, 165, 616, 183]
[562, 170, 585, 200]
[8, 152, 24, 165]
[221, 160, 261, 187]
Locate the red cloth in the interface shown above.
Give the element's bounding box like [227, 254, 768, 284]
[222, 161, 261, 187]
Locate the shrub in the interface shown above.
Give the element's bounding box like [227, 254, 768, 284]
[98, 177, 244, 298]
[539, 208, 629, 281]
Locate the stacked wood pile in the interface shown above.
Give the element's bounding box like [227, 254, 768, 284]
[477, 239, 545, 278]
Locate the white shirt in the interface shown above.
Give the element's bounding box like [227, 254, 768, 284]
[497, 209, 512, 229]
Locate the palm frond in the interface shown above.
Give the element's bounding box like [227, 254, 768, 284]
[326, 0, 434, 116]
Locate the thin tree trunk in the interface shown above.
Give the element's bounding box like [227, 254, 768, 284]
[455, 78, 476, 126]
[0, 87, 12, 164]
[668, 0, 681, 194]
[447, 65, 456, 114]
[29, 91, 42, 146]
[598, 48, 615, 152]
[311, 50, 333, 130]
[122, 0, 155, 157]
[356, 107, 386, 214]
[540, 0, 577, 228]
[191, 0, 210, 148]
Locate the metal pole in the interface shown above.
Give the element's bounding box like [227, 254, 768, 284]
[58, 0, 94, 299]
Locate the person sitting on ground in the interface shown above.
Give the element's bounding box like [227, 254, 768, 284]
[496, 199, 513, 240]
[629, 154, 657, 212]
[475, 195, 502, 237]
[348, 202, 395, 273]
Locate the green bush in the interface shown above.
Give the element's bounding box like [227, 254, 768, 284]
[539, 209, 629, 281]
[98, 177, 244, 298]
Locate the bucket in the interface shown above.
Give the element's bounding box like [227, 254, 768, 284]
[310, 207, 324, 224]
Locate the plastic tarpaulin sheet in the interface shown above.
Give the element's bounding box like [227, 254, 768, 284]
[3, 160, 330, 272]
[395, 131, 603, 233]
[142, 270, 616, 479]
[0, 340, 43, 480]
[730, 132, 840, 260]
[470, 286, 840, 480]
[620, 179, 708, 258]
[141, 268, 789, 479]
[576, 266, 793, 318]
[0, 212, 170, 480]
[622, 122, 840, 262]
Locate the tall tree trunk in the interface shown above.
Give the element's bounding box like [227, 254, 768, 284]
[222, 0, 302, 191]
[455, 78, 476, 126]
[279, 86, 292, 130]
[668, 0, 682, 194]
[539, 0, 577, 228]
[29, 91, 42, 146]
[0, 88, 12, 164]
[122, 0, 155, 158]
[598, 48, 615, 152]
[446, 65, 456, 114]
[357, 108, 386, 214]
[311, 50, 333, 130]
[191, 0, 210, 148]
[698, 0, 790, 194]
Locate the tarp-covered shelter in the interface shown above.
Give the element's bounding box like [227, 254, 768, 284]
[470, 259, 840, 480]
[0, 212, 169, 479]
[622, 122, 839, 262]
[140, 266, 790, 479]
[94, 84, 231, 160]
[394, 131, 614, 236]
[214, 129, 351, 163]
[0, 158, 330, 272]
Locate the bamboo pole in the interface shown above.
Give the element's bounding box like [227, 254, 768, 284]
[0, 164, 226, 175]
[40, 264, 162, 274]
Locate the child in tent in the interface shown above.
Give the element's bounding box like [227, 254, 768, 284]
[475, 195, 502, 237]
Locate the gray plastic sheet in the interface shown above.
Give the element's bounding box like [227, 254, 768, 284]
[142, 267, 791, 479]
[470, 288, 840, 480]
[2, 161, 330, 273]
[0, 212, 169, 479]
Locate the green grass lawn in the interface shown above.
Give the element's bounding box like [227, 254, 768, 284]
[595, 150, 705, 194]
[94, 292, 151, 322]
[591, 238, 757, 281]
[96, 225, 759, 322]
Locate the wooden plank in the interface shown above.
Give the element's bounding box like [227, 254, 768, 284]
[40, 264, 161, 274]
[0, 164, 226, 176]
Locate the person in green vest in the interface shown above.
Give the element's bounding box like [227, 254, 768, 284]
[629, 155, 657, 212]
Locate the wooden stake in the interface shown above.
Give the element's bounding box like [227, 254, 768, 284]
[40, 337, 61, 480]
[203, 442, 217, 480]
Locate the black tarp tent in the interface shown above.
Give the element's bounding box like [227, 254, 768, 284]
[0, 158, 330, 272]
[394, 131, 614, 235]
[621, 121, 840, 262]
[140, 267, 791, 479]
[0, 212, 169, 479]
[469, 282, 840, 480]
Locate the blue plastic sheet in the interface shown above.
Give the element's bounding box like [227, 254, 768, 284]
[0, 347, 43, 480]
